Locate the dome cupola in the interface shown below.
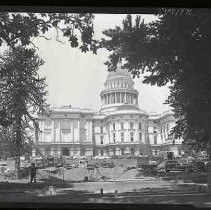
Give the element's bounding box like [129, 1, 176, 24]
[100, 60, 139, 113]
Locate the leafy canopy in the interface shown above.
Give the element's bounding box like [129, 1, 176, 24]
[101, 13, 211, 151]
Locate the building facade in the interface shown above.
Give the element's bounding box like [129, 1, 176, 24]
[32, 62, 182, 158]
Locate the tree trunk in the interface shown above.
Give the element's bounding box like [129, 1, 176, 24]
[15, 116, 22, 179]
[207, 141, 211, 193]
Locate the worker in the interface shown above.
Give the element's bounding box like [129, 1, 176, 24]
[30, 162, 37, 183]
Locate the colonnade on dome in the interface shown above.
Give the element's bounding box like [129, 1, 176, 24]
[101, 91, 138, 105]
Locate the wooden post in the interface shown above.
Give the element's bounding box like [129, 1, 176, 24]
[100, 188, 103, 196]
[115, 190, 118, 198]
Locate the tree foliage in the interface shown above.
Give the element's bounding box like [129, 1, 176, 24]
[0, 47, 48, 176]
[101, 13, 211, 152]
[0, 12, 97, 53]
[0, 12, 97, 177]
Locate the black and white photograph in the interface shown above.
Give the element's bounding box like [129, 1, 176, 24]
[0, 5, 211, 209]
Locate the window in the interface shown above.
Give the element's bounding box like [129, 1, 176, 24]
[100, 136, 103, 144]
[153, 127, 157, 133]
[61, 129, 71, 134]
[154, 135, 157, 144]
[139, 133, 142, 141]
[130, 122, 134, 129]
[100, 126, 103, 134]
[113, 133, 116, 143]
[131, 148, 135, 155]
[113, 148, 116, 155]
[139, 122, 142, 130]
[130, 132, 134, 142]
[101, 150, 103, 156]
[62, 148, 70, 156]
[121, 94, 124, 103]
[121, 132, 124, 142]
[154, 149, 158, 156]
[113, 123, 115, 130]
[45, 128, 52, 133]
[117, 93, 120, 103]
[121, 122, 124, 130]
[121, 148, 124, 155]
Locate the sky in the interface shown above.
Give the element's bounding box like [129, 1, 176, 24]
[33, 14, 171, 114]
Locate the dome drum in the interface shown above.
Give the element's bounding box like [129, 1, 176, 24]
[100, 91, 138, 107]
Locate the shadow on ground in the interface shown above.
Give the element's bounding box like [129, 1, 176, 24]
[0, 175, 73, 189]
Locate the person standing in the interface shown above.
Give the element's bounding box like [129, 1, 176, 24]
[30, 162, 37, 183]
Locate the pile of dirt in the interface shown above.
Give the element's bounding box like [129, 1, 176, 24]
[119, 169, 140, 180]
[37, 169, 50, 182]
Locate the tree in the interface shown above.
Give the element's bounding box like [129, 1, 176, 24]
[101, 13, 211, 155]
[0, 47, 48, 178]
[0, 12, 97, 178]
[101, 12, 211, 191]
[0, 12, 97, 53]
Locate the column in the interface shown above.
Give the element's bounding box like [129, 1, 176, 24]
[71, 121, 74, 142]
[52, 119, 55, 142]
[125, 92, 127, 103]
[58, 120, 61, 142]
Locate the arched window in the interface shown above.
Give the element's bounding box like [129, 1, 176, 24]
[131, 148, 135, 155]
[62, 147, 69, 156]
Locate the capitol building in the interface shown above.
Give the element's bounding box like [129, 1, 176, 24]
[32, 62, 183, 158]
